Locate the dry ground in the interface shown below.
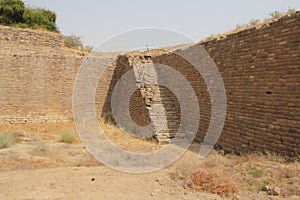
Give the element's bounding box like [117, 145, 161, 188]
[0, 121, 299, 200]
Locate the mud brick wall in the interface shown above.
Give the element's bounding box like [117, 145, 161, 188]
[0, 26, 113, 123]
[200, 12, 300, 155]
[151, 12, 300, 155]
[0, 25, 63, 48]
[0, 49, 83, 123]
[98, 53, 179, 142]
[0, 25, 121, 124]
[128, 54, 181, 144]
[0, 12, 299, 155]
[151, 52, 210, 144]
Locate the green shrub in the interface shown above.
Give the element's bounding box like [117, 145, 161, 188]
[23, 8, 58, 32]
[0, 0, 58, 32]
[64, 35, 83, 49]
[59, 131, 76, 144]
[0, 133, 15, 149]
[0, 0, 25, 25]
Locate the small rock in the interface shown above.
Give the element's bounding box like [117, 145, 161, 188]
[271, 186, 281, 196]
[262, 185, 270, 192]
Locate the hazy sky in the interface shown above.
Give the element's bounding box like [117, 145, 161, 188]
[24, 0, 300, 50]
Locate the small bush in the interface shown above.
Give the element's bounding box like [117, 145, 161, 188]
[287, 8, 296, 15]
[59, 131, 76, 144]
[269, 11, 284, 19]
[248, 167, 263, 178]
[64, 35, 83, 49]
[64, 35, 93, 51]
[189, 170, 238, 197]
[0, 0, 25, 25]
[205, 34, 216, 41]
[171, 164, 238, 197]
[23, 7, 58, 32]
[249, 19, 260, 26]
[0, 0, 58, 32]
[0, 133, 15, 149]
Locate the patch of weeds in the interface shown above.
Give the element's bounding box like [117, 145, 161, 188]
[59, 131, 76, 144]
[269, 11, 284, 19]
[249, 19, 260, 26]
[171, 165, 238, 198]
[189, 170, 238, 197]
[0, 133, 15, 149]
[205, 34, 216, 41]
[248, 167, 263, 178]
[287, 8, 297, 15]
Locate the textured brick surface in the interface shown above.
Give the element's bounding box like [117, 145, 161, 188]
[151, 12, 300, 155]
[0, 12, 299, 155]
[0, 25, 85, 123]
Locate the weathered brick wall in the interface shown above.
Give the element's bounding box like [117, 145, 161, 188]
[0, 12, 299, 155]
[151, 12, 300, 155]
[0, 25, 63, 49]
[0, 26, 85, 123]
[0, 26, 121, 123]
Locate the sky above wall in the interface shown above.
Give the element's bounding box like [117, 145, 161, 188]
[24, 0, 300, 51]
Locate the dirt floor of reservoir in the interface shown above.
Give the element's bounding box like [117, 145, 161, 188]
[0, 122, 299, 200]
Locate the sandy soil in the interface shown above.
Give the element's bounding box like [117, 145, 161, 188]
[0, 166, 223, 200]
[0, 122, 299, 200]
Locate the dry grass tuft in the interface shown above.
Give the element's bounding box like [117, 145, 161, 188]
[189, 169, 238, 197]
[0, 133, 16, 149]
[170, 161, 238, 197]
[59, 131, 76, 144]
[171, 149, 300, 198]
[98, 118, 161, 153]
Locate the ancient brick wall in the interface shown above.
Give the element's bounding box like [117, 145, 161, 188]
[0, 26, 85, 123]
[150, 12, 300, 155]
[0, 12, 299, 155]
[0, 25, 64, 48]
